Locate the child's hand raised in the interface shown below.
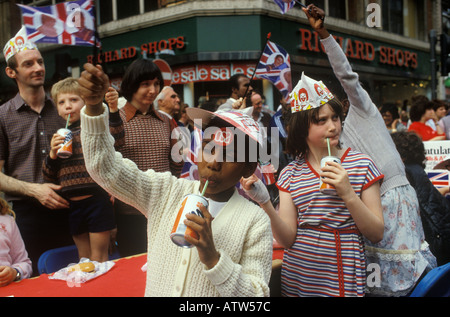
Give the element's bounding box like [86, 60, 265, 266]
[78, 63, 110, 115]
[240, 175, 271, 205]
[105, 87, 119, 113]
[183, 204, 220, 269]
[302, 4, 330, 39]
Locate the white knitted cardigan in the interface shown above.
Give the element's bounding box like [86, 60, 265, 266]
[80, 105, 273, 297]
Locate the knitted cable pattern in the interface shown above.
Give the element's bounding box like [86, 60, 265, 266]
[80, 105, 273, 297]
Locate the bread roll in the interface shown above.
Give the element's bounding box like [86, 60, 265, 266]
[68, 262, 95, 273]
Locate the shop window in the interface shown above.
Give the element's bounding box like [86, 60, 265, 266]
[347, 0, 367, 25]
[403, 0, 426, 40]
[98, 0, 113, 24]
[382, 0, 403, 36]
[117, 0, 140, 20]
[305, 0, 325, 11]
[328, 0, 346, 19]
[145, 0, 159, 12]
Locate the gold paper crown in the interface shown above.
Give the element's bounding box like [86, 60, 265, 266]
[290, 72, 334, 113]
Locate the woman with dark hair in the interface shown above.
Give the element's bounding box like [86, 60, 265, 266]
[380, 103, 406, 133]
[120, 59, 164, 106]
[408, 100, 446, 141]
[114, 59, 183, 257]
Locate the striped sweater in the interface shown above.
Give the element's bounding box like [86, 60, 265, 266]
[42, 111, 124, 199]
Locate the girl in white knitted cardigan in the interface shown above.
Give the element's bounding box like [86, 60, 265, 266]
[77, 63, 273, 297]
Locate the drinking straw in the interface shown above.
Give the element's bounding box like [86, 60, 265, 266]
[65, 114, 71, 129]
[201, 180, 209, 197]
[327, 138, 331, 157]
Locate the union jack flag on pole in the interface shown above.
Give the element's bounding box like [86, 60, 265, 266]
[255, 41, 292, 99]
[273, 0, 296, 14]
[17, 0, 100, 47]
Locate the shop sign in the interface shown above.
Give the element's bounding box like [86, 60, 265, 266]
[87, 46, 137, 64]
[172, 63, 256, 85]
[424, 140, 450, 170]
[298, 28, 418, 69]
[86, 36, 186, 64]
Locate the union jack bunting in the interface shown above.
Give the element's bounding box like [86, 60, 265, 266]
[17, 0, 100, 47]
[255, 40, 292, 99]
[427, 170, 450, 188]
[273, 0, 296, 14]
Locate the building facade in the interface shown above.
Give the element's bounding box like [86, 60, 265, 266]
[0, 0, 448, 109]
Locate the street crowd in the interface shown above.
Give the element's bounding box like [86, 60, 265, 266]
[0, 4, 449, 297]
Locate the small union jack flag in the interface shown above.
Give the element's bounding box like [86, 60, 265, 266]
[180, 126, 203, 180]
[259, 162, 276, 186]
[427, 170, 450, 188]
[17, 0, 100, 47]
[273, 0, 296, 14]
[255, 41, 292, 99]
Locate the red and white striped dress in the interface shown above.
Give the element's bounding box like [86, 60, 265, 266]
[277, 148, 384, 297]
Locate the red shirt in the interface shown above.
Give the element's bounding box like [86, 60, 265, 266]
[408, 121, 446, 141]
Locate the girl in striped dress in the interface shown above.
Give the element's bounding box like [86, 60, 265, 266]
[279, 84, 384, 296]
[242, 74, 384, 297]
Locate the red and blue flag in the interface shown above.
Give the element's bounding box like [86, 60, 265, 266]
[17, 0, 99, 47]
[255, 41, 292, 99]
[427, 170, 450, 188]
[273, 0, 296, 14]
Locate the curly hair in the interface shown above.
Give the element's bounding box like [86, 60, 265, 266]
[0, 197, 15, 218]
[391, 131, 426, 168]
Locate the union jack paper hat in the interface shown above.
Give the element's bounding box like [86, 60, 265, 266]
[186, 108, 263, 146]
[290, 72, 334, 113]
[3, 26, 38, 62]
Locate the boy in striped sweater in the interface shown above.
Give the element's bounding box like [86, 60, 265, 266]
[43, 78, 124, 263]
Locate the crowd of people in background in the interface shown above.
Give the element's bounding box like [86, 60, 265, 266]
[1, 3, 450, 297]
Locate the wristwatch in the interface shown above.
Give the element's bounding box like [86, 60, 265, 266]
[14, 268, 21, 281]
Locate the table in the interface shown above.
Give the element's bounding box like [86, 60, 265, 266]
[0, 254, 147, 297]
[1, 247, 284, 297]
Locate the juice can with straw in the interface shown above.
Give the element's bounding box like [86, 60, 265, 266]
[319, 156, 340, 195]
[56, 128, 73, 159]
[170, 194, 208, 248]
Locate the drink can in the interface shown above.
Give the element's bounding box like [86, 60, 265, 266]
[57, 128, 73, 159]
[170, 194, 208, 248]
[319, 156, 341, 195]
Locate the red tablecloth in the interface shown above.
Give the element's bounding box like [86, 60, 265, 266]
[0, 254, 147, 297]
[2, 247, 284, 297]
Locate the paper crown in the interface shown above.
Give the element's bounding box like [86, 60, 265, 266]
[186, 108, 263, 146]
[3, 26, 38, 62]
[289, 72, 334, 113]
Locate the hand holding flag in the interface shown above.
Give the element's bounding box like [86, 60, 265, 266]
[255, 40, 292, 99]
[273, 0, 307, 14]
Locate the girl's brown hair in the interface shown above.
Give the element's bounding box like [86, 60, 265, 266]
[0, 197, 15, 218]
[286, 98, 344, 158]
